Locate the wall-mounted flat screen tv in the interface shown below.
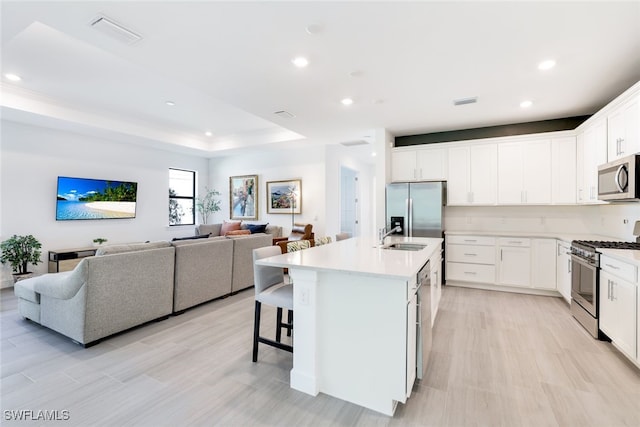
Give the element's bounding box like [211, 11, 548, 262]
[56, 176, 137, 220]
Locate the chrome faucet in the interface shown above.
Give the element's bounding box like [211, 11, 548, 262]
[379, 226, 402, 245]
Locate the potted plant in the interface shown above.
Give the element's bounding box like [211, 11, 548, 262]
[0, 234, 42, 282]
[195, 187, 221, 225]
[93, 237, 108, 246]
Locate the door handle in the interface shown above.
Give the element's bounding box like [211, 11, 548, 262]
[614, 165, 626, 192]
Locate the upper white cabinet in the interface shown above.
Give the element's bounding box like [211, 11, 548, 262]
[497, 139, 551, 204]
[576, 118, 607, 204]
[607, 95, 640, 161]
[391, 147, 447, 182]
[551, 137, 577, 204]
[447, 144, 497, 205]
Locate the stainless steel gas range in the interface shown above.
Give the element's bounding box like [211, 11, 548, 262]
[570, 240, 640, 338]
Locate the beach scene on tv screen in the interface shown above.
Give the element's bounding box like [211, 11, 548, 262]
[56, 177, 137, 220]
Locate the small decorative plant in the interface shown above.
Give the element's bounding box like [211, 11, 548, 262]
[196, 187, 222, 225]
[93, 237, 108, 245]
[0, 234, 42, 275]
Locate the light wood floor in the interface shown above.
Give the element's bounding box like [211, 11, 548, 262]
[1, 285, 639, 426]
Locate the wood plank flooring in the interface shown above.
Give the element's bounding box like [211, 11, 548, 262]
[1, 285, 639, 426]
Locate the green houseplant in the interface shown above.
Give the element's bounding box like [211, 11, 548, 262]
[195, 187, 221, 225]
[0, 234, 42, 278]
[93, 237, 108, 245]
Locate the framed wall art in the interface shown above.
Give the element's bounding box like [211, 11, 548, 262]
[266, 179, 301, 214]
[229, 175, 258, 220]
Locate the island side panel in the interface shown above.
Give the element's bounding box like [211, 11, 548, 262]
[316, 271, 408, 415]
[289, 268, 320, 395]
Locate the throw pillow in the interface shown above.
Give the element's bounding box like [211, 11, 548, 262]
[172, 233, 211, 241]
[246, 223, 269, 234]
[226, 229, 251, 236]
[220, 220, 241, 235]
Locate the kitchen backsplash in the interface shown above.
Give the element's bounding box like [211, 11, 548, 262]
[444, 204, 639, 240]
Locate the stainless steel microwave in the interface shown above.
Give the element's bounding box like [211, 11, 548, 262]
[597, 154, 640, 201]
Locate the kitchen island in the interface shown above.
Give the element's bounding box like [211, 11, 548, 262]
[255, 236, 443, 415]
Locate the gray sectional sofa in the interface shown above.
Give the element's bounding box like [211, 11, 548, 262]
[13, 230, 277, 346]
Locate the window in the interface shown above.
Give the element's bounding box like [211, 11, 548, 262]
[169, 168, 195, 226]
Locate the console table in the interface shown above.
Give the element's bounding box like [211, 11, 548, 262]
[48, 247, 97, 273]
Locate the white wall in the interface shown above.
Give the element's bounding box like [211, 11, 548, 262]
[445, 204, 640, 240]
[0, 120, 209, 287]
[208, 145, 327, 236]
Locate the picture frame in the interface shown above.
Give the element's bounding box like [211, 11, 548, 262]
[229, 175, 258, 220]
[266, 179, 302, 214]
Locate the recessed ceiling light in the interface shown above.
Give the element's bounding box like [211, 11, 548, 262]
[165, 101, 176, 106]
[538, 59, 556, 70]
[341, 98, 354, 106]
[205, 131, 213, 137]
[371, 151, 377, 157]
[292, 57, 309, 68]
[5, 73, 22, 82]
[305, 24, 322, 35]
[520, 100, 533, 108]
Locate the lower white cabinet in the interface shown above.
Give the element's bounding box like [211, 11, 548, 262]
[406, 290, 417, 397]
[531, 239, 557, 290]
[600, 270, 637, 360]
[599, 255, 638, 361]
[556, 241, 572, 303]
[446, 234, 562, 296]
[497, 238, 531, 287]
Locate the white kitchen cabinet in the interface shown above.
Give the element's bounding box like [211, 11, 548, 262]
[406, 290, 417, 397]
[599, 268, 637, 360]
[497, 238, 531, 287]
[551, 137, 577, 204]
[391, 147, 447, 182]
[531, 238, 557, 290]
[446, 235, 496, 284]
[556, 241, 572, 303]
[497, 139, 551, 204]
[576, 118, 607, 204]
[607, 95, 640, 161]
[447, 144, 497, 205]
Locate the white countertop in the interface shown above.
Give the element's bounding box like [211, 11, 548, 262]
[256, 236, 443, 280]
[445, 230, 626, 244]
[598, 248, 640, 267]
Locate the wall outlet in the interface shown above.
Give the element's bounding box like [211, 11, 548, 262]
[299, 288, 309, 306]
[623, 219, 629, 224]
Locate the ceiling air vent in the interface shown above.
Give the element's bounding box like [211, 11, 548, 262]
[274, 110, 295, 119]
[453, 96, 478, 106]
[90, 15, 142, 45]
[340, 140, 369, 147]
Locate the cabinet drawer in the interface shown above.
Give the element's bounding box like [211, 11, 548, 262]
[446, 262, 496, 284]
[600, 255, 638, 284]
[497, 237, 531, 247]
[447, 245, 495, 265]
[447, 235, 495, 246]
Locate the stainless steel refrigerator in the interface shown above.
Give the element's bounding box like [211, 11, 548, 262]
[385, 181, 446, 237]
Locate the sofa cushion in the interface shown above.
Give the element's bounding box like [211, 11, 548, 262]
[95, 241, 171, 255]
[221, 221, 242, 235]
[245, 223, 269, 234]
[172, 233, 211, 241]
[226, 229, 251, 236]
[196, 224, 222, 237]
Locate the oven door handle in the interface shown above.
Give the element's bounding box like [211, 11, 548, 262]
[570, 254, 595, 269]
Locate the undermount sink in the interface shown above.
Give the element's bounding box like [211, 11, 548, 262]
[382, 243, 427, 251]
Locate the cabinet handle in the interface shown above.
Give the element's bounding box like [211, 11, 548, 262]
[567, 259, 571, 273]
[500, 249, 503, 261]
[464, 271, 477, 275]
[463, 239, 477, 242]
[607, 279, 611, 300]
[605, 263, 619, 270]
[508, 240, 523, 244]
[463, 253, 477, 256]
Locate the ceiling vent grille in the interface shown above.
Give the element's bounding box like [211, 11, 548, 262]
[453, 96, 478, 106]
[90, 15, 142, 45]
[340, 140, 369, 147]
[274, 110, 295, 119]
